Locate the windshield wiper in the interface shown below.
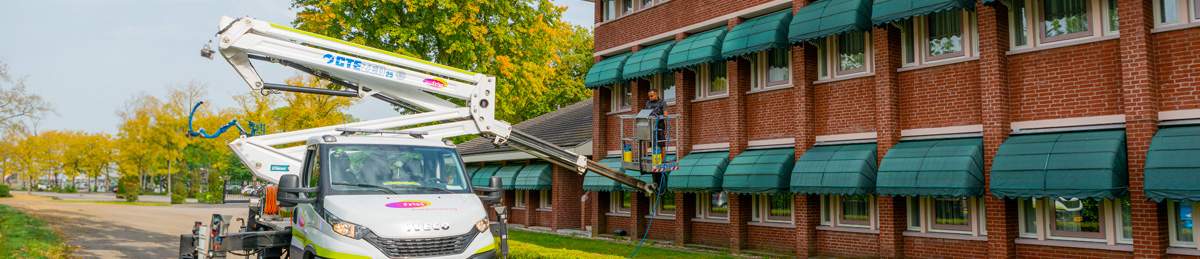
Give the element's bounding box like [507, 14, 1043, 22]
[331, 182, 397, 194]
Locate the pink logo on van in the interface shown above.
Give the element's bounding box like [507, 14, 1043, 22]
[386, 200, 431, 209]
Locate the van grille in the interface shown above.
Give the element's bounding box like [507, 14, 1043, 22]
[363, 229, 478, 257]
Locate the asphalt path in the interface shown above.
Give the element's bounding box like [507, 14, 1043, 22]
[0, 193, 250, 259]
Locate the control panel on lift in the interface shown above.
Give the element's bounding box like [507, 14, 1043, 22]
[620, 109, 679, 174]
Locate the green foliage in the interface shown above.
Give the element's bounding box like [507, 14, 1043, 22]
[118, 175, 140, 202]
[507, 229, 737, 259]
[507, 241, 623, 259]
[52, 185, 76, 194]
[199, 172, 225, 204]
[0, 205, 72, 258]
[0, 184, 10, 198]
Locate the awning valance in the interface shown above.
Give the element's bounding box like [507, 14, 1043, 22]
[513, 163, 552, 190]
[791, 144, 878, 195]
[622, 41, 676, 79]
[668, 152, 731, 193]
[990, 130, 1128, 199]
[789, 0, 873, 43]
[722, 10, 793, 58]
[492, 164, 526, 190]
[471, 165, 501, 188]
[871, 0, 974, 25]
[584, 53, 630, 88]
[876, 138, 984, 197]
[1145, 126, 1200, 202]
[583, 158, 624, 192]
[666, 28, 727, 70]
[722, 148, 795, 193]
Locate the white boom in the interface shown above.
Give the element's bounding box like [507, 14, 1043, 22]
[212, 17, 655, 194]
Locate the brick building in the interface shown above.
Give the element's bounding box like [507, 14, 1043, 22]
[570, 0, 1200, 258]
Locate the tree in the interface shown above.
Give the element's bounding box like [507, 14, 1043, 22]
[0, 61, 53, 185]
[290, 0, 594, 123]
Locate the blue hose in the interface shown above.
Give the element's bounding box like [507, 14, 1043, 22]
[187, 101, 265, 138]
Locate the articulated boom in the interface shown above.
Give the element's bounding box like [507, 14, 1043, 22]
[212, 16, 655, 194]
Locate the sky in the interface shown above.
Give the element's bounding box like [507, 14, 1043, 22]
[0, 0, 594, 134]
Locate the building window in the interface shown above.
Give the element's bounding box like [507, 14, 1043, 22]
[652, 73, 676, 103]
[814, 31, 872, 81]
[603, 0, 616, 21]
[611, 191, 632, 214]
[694, 63, 728, 100]
[898, 9, 978, 67]
[514, 191, 527, 208]
[1011, 0, 1120, 49]
[1017, 197, 1132, 244]
[1169, 201, 1199, 249]
[621, 0, 633, 15]
[539, 189, 552, 209]
[696, 192, 729, 219]
[820, 195, 876, 228]
[751, 194, 793, 224]
[907, 197, 988, 235]
[1155, 0, 1200, 27]
[749, 48, 791, 90]
[651, 191, 676, 217]
[610, 83, 631, 112]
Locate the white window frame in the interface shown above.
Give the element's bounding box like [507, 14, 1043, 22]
[693, 63, 729, 100]
[611, 191, 632, 214]
[514, 190, 527, 208]
[1017, 197, 1133, 245]
[906, 197, 988, 236]
[650, 73, 677, 104]
[610, 83, 632, 113]
[820, 194, 878, 229]
[695, 191, 730, 220]
[602, 0, 668, 22]
[1153, 0, 1200, 30]
[750, 193, 794, 224]
[539, 189, 552, 210]
[749, 49, 792, 91]
[1168, 201, 1200, 249]
[650, 191, 676, 218]
[812, 31, 873, 82]
[899, 9, 979, 68]
[1009, 0, 1119, 51]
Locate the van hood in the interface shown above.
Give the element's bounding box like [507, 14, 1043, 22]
[322, 194, 487, 239]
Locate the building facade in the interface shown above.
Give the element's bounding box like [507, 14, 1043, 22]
[577, 0, 1200, 258]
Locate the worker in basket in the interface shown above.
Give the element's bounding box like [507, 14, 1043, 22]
[645, 90, 667, 168]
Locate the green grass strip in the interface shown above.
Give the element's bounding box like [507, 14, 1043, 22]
[0, 205, 71, 258]
[508, 229, 737, 259]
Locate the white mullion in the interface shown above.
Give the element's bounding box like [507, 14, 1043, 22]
[970, 197, 980, 236]
[922, 197, 932, 233]
[1036, 198, 1048, 240]
[1105, 199, 1117, 245]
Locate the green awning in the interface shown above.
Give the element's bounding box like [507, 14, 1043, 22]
[668, 152, 731, 192]
[622, 41, 676, 79]
[666, 28, 727, 70]
[788, 0, 873, 43]
[492, 164, 526, 190]
[722, 148, 795, 193]
[584, 53, 630, 88]
[583, 158, 624, 192]
[876, 138, 984, 197]
[465, 166, 479, 175]
[1146, 126, 1200, 202]
[791, 144, 878, 195]
[722, 10, 793, 58]
[871, 0, 974, 25]
[622, 155, 677, 191]
[991, 130, 1128, 199]
[513, 163, 552, 190]
[471, 165, 501, 188]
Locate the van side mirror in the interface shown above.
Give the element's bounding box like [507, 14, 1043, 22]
[277, 174, 315, 206]
[474, 176, 503, 205]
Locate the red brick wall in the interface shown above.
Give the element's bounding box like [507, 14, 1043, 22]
[593, 0, 776, 50]
[605, 109, 636, 152]
[550, 165, 583, 230]
[605, 215, 632, 235]
[646, 218, 677, 241]
[813, 78, 877, 135]
[1007, 40, 1123, 121]
[690, 221, 731, 247]
[1168, 254, 1200, 259]
[690, 98, 733, 144]
[746, 88, 797, 141]
[1015, 244, 1132, 258]
[510, 208, 528, 225]
[1153, 27, 1200, 111]
[815, 230, 879, 257]
[902, 236, 988, 259]
[897, 61, 982, 129]
[536, 210, 553, 228]
[746, 225, 795, 253]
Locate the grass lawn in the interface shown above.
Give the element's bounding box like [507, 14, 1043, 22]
[508, 229, 739, 259]
[0, 204, 71, 258]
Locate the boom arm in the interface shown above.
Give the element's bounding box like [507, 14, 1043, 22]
[212, 16, 655, 194]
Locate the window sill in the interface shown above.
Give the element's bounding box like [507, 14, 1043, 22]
[816, 225, 879, 234]
[904, 231, 987, 241]
[748, 221, 795, 229]
[813, 72, 874, 85]
[646, 215, 676, 220]
[746, 84, 793, 95]
[1007, 34, 1119, 56]
[1168, 247, 1200, 256]
[605, 212, 631, 217]
[606, 109, 632, 116]
[1153, 22, 1200, 34]
[691, 95, 729, 103]
[512, 207, 526, 210]
[536, 208, 552, 212]
[1014, 238, 1133, 252]
[691, 218, 729, 224]
[897, 56, 979, 72]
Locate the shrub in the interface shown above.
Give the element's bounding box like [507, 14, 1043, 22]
[0, 184, 10, 198]
[506, 241, 623, 259]
[118, 175, 140, 202]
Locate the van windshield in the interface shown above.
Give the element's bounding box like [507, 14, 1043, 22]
[324, 144, 469, 195]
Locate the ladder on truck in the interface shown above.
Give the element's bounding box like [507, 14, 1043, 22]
[207, 16, 656, 194]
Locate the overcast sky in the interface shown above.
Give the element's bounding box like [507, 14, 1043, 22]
[0, 0, 594, 134]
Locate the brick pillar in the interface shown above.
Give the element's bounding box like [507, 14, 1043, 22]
[595, 192, 610, 234]
[727, 18, 750, 156]
[525, 190, 537, 226]
[630, 191, 650, 242]
[728, 193, 751, 253]
[790, 4, 820, 255]
[551, 165, 582, 230]
[590, 82, 611, 236]
[674, 32, 694, 157]
[1118, 0, 1166, 257]
[872, 22, 904, 258]
[795, 194, 821, 257]
[977, 1, 1017, 258]
[674, 192, 694, 245]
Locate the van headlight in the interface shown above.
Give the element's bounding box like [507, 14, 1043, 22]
[325, 210, 367, 239]
[475, 218, 490, 232]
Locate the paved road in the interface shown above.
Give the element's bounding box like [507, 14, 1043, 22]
[28, 191, 253, 204]
[0, 193, 250, 258]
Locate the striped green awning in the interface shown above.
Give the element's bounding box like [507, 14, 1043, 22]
[622, 41, 676, 79]
[722, 148, 795, 193]
[666, 28, 727, 70]
[791, 144, 878, 195]
[1146, 126, 1200, 202]
[668, 152, 731, 192]
[465, 166, 479, 175]
[583, 158, 624, 192]
[471, 165, 501, 188]
[584, 53, 630, 88]
[991, 130, 1128, 199]
[789, 0, 873, 43]
[722, 10, 793, 58]
[492, 164, 526, 190]
[871, 0, 974, 25]
[876, 138, 984, 197]
[513, 163, 552, 190]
